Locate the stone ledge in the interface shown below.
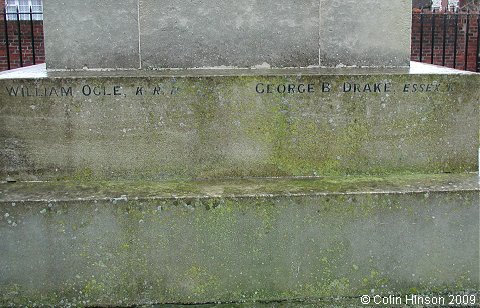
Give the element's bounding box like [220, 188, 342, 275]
[0, 173, 478, 202]
[2, 62, 477, 80]
[1, 174, 478, 306]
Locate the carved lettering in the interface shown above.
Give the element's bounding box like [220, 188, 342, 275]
[322, 82, 331, 92]
[255, 83, 315, 94]
[82, 85, 121, 96]
[343, 82, 392, 93]
[403, 83, 441, 93]
[6, 86, 73, 97]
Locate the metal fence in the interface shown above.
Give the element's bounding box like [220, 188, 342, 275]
[1, 7, 44, 70]
[412, 11, 480, 72]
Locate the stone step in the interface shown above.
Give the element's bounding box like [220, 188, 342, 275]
[1, 71, 479, 181]
[1, 173, 478, 306]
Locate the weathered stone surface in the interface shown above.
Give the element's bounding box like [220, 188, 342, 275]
[139, 0, 319, 68]
[43, 0, 140, 69]
[1, 70, 479, 181]
[0, 174, 478, 306]
[42, 1, 412, 69]
[0, 72, 478, 181]
[320, 0, 412, 67]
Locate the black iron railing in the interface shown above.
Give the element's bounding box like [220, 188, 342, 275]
[1, 7, 43, 70]
[412, 10, 480, 72]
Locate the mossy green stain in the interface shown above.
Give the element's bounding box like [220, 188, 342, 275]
[71, 168, 94, 182]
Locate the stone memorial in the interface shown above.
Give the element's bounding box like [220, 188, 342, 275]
[1, 0, 479, 306]
[44, 0, 411, 69]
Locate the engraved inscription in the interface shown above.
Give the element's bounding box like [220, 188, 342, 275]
[342, 82, 392, 93]
[6, 86, 73, 97]
[82, 85, 122, 96]
[255, 83, 315, 94]
[3, 80, 456, 99]
[254, 81, 454, 94]
[5, 83, 181, 98]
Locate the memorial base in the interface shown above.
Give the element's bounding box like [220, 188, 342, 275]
[1, 174, 478, 306]
[0, 65, 478, 306]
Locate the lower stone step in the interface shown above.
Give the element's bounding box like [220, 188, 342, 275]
[0, 173, 478, 306]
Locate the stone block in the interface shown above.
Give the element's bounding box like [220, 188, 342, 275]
[43, 0, 140, 69]
[42, 0, 412, 69]
[139, 0, 319, 68]
[320, 0, 412, 67]
[0, 71, 478, 181]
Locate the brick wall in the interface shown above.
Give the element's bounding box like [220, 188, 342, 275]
[0, 1, 45, 71]
[411, 12, 479, 72]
